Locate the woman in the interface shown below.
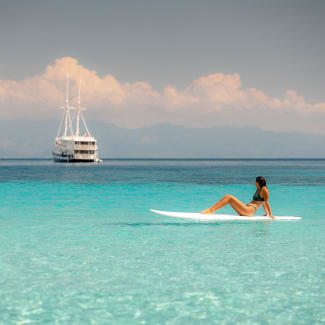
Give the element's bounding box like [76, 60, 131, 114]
[200, 176, 273, 218]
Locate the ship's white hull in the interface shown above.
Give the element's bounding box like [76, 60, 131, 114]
[52, 152, 100, 163]
[52, 136, 101, 163]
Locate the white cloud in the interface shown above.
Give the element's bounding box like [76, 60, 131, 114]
[0, 57, 325, 133]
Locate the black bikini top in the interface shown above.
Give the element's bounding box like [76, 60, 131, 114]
[253, 190, 264, 201]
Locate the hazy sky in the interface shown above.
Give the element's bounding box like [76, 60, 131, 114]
[0, 0, 325, 134]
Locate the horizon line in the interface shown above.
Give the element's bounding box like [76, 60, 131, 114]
[1, 157, 325, 161]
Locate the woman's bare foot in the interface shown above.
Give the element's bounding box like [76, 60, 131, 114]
[200, 208, 214, 214]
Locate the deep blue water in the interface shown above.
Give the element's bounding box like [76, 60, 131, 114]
[0, 159, 324, 324]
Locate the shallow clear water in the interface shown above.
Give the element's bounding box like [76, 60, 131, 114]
[0, 159, 324, 324]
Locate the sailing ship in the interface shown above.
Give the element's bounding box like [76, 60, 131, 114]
[52, 78, 101, 163]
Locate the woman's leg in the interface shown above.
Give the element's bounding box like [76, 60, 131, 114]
[200, 195, 254, 216]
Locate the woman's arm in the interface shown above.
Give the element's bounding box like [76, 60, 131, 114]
[263, 203, 268, 216]
[265, 201, 273, 218]
[262, 188, 273, 218]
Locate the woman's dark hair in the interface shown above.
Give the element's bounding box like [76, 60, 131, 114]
[256, 176, 266, 188]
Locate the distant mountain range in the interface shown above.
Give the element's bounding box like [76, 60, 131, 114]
[1, 119, 325, 158]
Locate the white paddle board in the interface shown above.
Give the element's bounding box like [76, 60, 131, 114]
[150, 209, 301, 221]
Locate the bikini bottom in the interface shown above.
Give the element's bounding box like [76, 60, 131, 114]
[247, 203, 257, 211]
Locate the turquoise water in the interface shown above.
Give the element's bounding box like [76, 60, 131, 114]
[0, 159, 325, 324]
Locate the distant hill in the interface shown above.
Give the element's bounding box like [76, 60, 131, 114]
[1, 119, 325, 158]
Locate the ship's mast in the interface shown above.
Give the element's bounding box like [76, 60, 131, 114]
[57, 75, 75, 138]
[75, 80, 91, 137]
[76, 80, 81, 136]
[64, 77, 69, 136]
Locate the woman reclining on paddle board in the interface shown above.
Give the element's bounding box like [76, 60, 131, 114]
[200, 176, 273, 218]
